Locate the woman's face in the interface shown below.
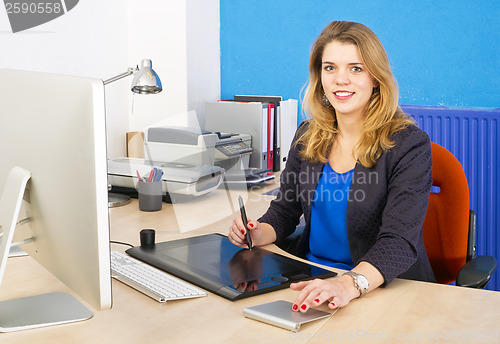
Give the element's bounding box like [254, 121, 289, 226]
[321, 41, 377, 119]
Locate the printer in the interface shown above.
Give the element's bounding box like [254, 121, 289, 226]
[108, 127, 226, 198]
[107, 158, 224, 198]
[144, 127, 273, 186]
[143, 126, 249, 165]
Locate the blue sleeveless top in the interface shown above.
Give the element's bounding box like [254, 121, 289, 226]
[306, 163, 355, 270]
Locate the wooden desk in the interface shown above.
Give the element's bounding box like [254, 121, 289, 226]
[1, 181, 499, 343]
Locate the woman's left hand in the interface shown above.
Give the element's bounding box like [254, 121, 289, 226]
[290, 275, 361, 312]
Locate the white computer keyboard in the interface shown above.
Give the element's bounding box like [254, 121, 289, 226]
[110, 251, 207, 302]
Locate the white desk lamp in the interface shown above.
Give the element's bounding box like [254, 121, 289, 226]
[104, 59, 162, 207]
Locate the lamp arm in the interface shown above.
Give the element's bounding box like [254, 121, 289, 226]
[103, 67, 137, 85]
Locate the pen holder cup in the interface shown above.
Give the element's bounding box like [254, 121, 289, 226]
[137, 181, 163, 212]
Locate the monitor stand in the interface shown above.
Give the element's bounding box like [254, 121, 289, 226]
[0, 166, 93, 332]
[0, 293, 93, 332]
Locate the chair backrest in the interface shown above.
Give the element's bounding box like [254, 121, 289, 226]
[423, 142, 470, 284]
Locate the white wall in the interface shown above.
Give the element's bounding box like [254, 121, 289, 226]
[0, 0, 220, 158]
[128, 0, 220, 134]
[186, 0, 221, 130]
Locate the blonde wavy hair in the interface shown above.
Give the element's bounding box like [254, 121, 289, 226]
[298, 21, 415, 168]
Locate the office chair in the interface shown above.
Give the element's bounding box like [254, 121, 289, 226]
[423, 142, 497, 288]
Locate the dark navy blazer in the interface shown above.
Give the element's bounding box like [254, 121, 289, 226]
[259, 121, 436, 285]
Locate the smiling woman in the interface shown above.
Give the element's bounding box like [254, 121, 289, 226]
[300, 21, 415, 168]
[321, 42, 377, 121]
[228, 20, 435, 314]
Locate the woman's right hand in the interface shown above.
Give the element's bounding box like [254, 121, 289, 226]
[228, 215, 263, 249]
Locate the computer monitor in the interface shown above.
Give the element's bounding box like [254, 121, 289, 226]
[0, 69, 112, 332]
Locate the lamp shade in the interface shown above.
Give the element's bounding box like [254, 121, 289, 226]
[131, 59, 162, 94]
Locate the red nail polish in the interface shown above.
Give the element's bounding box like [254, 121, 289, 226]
[292, 304, 298, 311]
[330, 302, 335, 307]
[314, 299, 320, 303]
[301, 304, 307, 311]
[241, 229, 245, 234]
[248, 223, 254, 228]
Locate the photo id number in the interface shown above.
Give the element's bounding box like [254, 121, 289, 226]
[5, 2, 63, 14]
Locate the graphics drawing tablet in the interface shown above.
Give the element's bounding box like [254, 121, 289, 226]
[126, 233, 337, 301]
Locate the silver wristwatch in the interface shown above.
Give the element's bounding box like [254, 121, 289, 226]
[342, 271, 369, 298]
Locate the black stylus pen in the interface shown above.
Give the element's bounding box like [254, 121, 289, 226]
[238, 195, 252, 250]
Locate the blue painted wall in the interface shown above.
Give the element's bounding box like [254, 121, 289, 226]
[220, 0, 500, 120]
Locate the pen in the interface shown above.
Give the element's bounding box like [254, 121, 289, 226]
[136, 170, 143, 182]
[238, 195, 252, 250]
[154, 169, 163, 182]
[147, 168, 155, 182]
